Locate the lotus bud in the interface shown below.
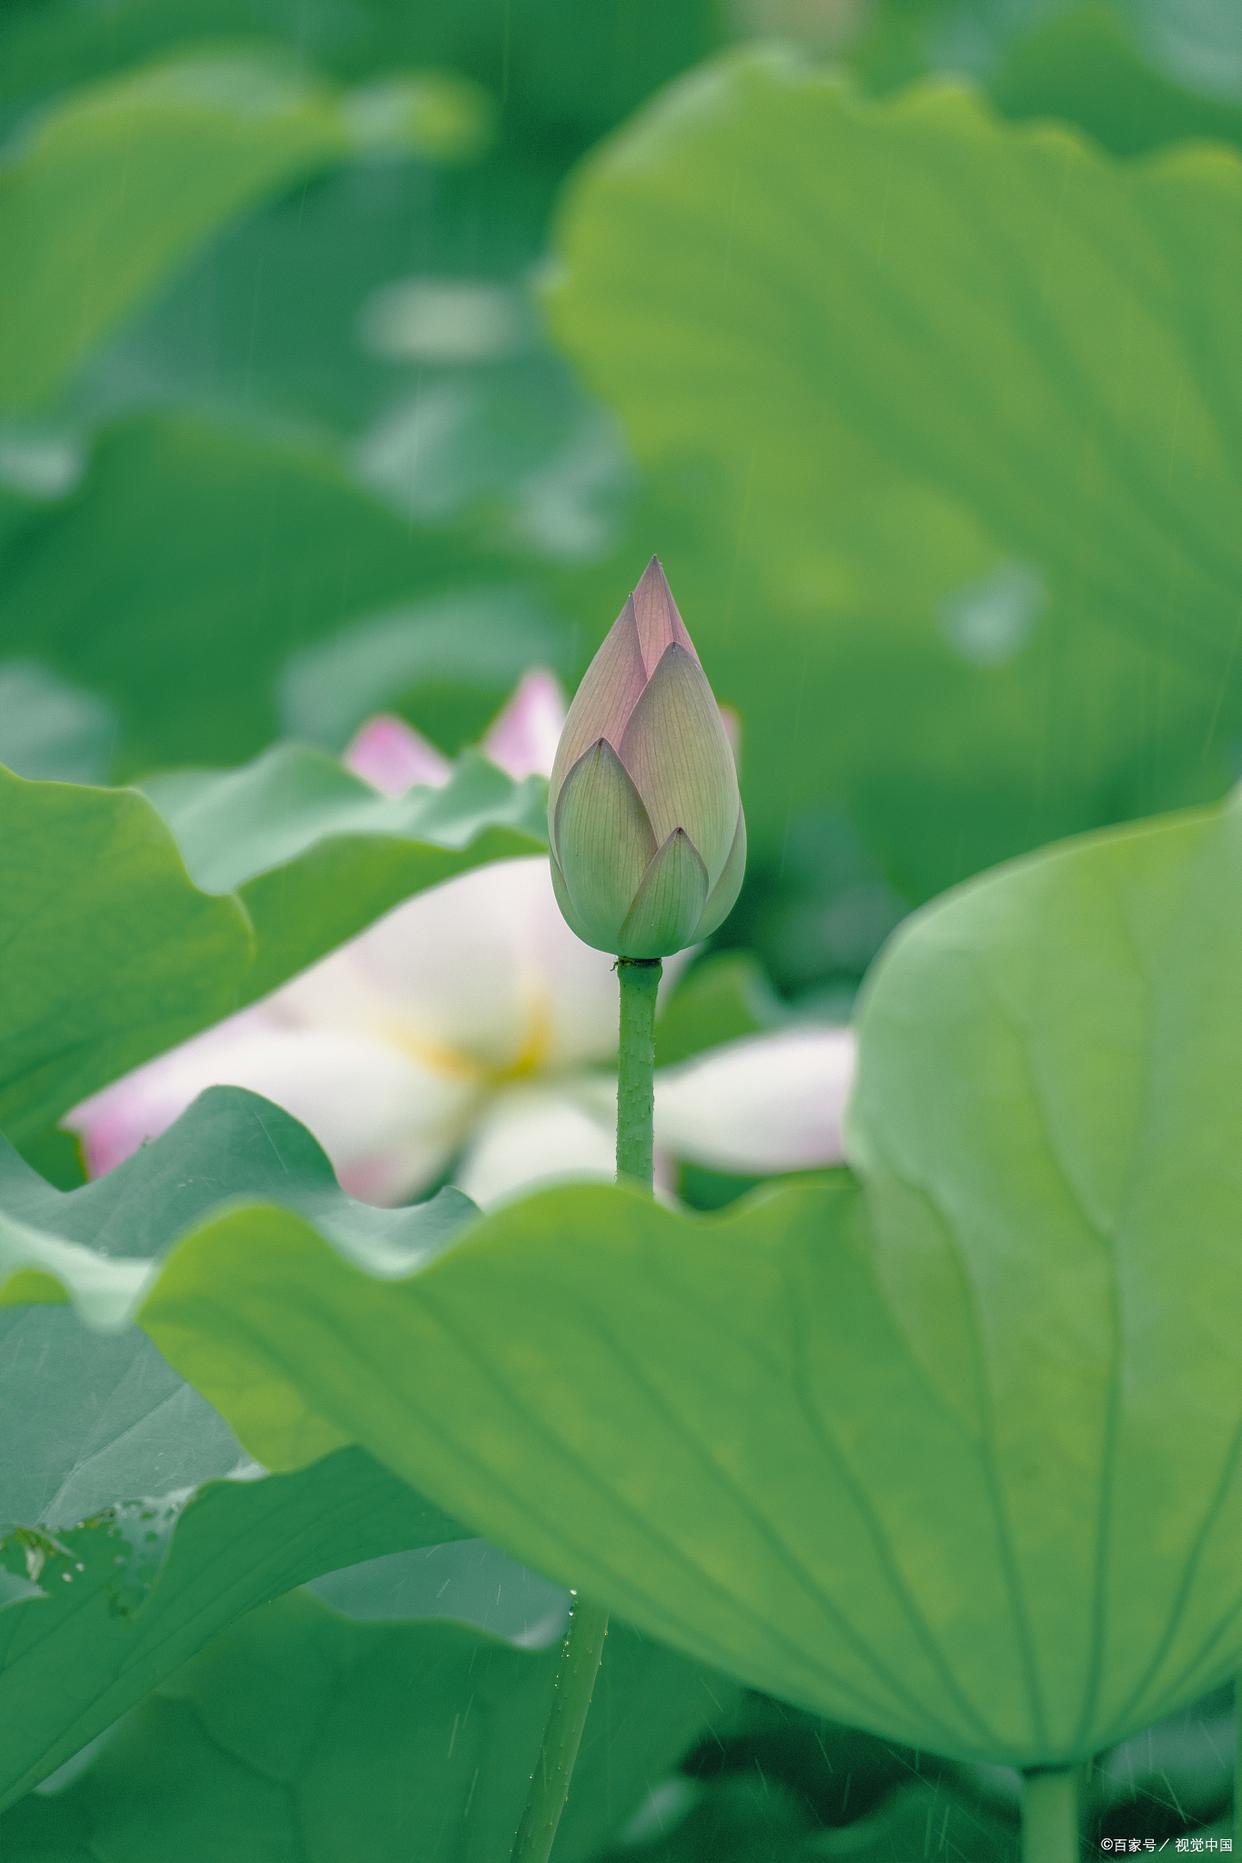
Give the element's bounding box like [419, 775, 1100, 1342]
[548, 558, 746, 958]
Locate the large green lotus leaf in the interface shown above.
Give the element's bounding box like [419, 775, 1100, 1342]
[0, 416, 561, 775]
[0, 1588, 731, 1862]
[0, 748, 543, 1144]
[0, 1087, 469, 1807]
[0, 52, 484, 415]
[547, 54, 1242, 893]
[56, 792, 1242, 1767]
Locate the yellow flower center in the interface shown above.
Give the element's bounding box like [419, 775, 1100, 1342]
[380, 992, 554, 1091]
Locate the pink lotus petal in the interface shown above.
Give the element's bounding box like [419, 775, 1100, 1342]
[630, 555, 698, 674]
[654, 1026, 856, 1174]
[548, 597, 648, 800]
[454, 1084, 616, 1204]
[483, 669, 567, 781]
[66, 1020, 476, 1205]
[345, 714, 452, 796]
[282, 857, 562, 1073]
[67, 1006, 280, 1176]
[73, 1072, 183, 1179]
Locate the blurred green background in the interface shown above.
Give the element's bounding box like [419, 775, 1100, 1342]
[3, 0, 1242, 1852]
[7, 0, 1242, 1012]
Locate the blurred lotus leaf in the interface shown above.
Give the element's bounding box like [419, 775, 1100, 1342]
[549, 53, 1242, 896]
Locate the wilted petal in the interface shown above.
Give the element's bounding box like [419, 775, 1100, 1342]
[618, 643, 739, 883]
[548, 597, 647, 803]
[345, 714, 451, 796]
[618, 828, 708, 960]
[483, 669, 566, 781]
[454, 1083, 616, 1204]
[630, 556, 698, 674]
[693, 808, 747, 942]
[67, 1024, 477, 1205]
[654, 1026, 856, 1174]
[552, 739, 657, 950]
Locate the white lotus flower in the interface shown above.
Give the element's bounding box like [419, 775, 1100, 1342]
[67, 673, 855, 1206]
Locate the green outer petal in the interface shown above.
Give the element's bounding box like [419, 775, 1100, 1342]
[549, 852, 608, 955]
[618, 644, 739, 885]
[692, 805, 747, 942]
[618, 829, 708, 959]
[551, 740, 657, 951]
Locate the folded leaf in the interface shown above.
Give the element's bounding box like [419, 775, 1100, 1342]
[0, 1089, 470, 1806]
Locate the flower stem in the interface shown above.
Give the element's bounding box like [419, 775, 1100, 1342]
[615, 956, 662, 1184]
[1021, 1766, 1079, 1863]
[508, 1593, 610, 1863]
[508, 956, 661, 1863]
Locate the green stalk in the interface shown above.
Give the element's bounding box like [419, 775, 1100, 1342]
[1021, 1766, 1079, 1863]
[614, 957, 662, 1184]
[508, 956, 661, 1863]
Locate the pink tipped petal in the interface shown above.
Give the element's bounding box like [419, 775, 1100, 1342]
[70, 1022, 475, 1205]
[66, 1005, 282, 1175]
[454, 1084, 617, 1205]
[548, 596, 648, 803]
[618, 644, 740, 884]
[654, 1026, 857, 1174]
[630, 556, 699, 673]
[345, 715, 452, 796]
[483, 670, 567, 781]
[71, 1066, 191, 1178]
